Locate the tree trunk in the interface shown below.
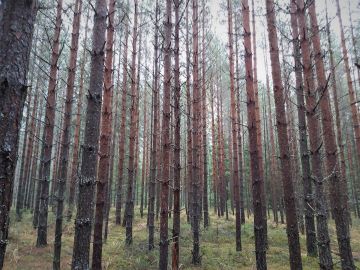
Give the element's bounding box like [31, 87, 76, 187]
[241, 0, 266, 265]
[148, 0, 160, 250]
[309, 2, 355, 268]
[185, 3, 193, 224]
[15, 85, 33, 221]
[91, 0, 115, 268]
[210, 88, 218, 216]
[289, 0, 317, 257]
[36, 0, 63, 247]
[124, 0, 139, 245]
[251, 0, 267, 242]
[191, 0, 201, 265]
[227, 0, 242, 251]
[67, 7, 89, 222]
[29, 96, 44, 212]
[140, 91, 148, 218]
[326, 4, 349, 226]
[335, 0, 360, 165]
[158, 0, 172, 267]
[172, 0, 181, 269]
[53, 0, 82, 268]
[265, 0, 302, 268]
[25, 87, 40, 210]
[263, 42, 278, 225]
[71, 0, 107, 267]
[0, 2, 37, 264]
[234, 12, 245, 224]
[115, 3, 130, 226]
[201, 0, 209, 229]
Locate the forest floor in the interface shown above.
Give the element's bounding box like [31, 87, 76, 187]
[3, 207, 360, 269]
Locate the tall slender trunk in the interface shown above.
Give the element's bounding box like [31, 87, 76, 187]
[263, 41, 278, 225]
[30, 97, 44, 212]
[297, 2, 333, 267]
[242, 0, 266, 265]
[191, 0, 201, 265]
[326, 4, 349, 225]
[53, 0, 82, 268]
[347, 133, 360, 218]
[16, 83, 33, 221]
[23, 74, 39, 211]
[25, 88, 40, 210]
[124, 0, 139, 245]
[349, 5, 360, 93]
[185, 3, 193, 223]
[289, 0, 317, 257]
[309, 2, 354, 268]
[201, 0, 209, 229]
[36, 0, 63, 247]
[158, 0, 172, 267]
[71, 0, 107, 267]
[335, 0, 360, 163]
[140, 91, 148, 218]
[251, 0, 267, 241]
[67, 8, 89, 222]
[115, 3, 130, 225]
[148, 0, 160, 250]
[91, 0, 115, 268]
[15, 85, 33, 221]
[172, 0, 181, 268]
[105, 48, 122, 241]
[210, 88, 218, 216]
[227, 0, 242, 251]
[265, 0, 302, 268]
[234, 13, 245, 224]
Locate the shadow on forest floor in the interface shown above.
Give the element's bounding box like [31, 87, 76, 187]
[4, 207, 360, 269]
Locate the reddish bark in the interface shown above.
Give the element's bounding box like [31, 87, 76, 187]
[289, 0, 317, 256]
[242, 0, 266, 265]
[67, 7, 89, 222]
[251, 0, 267, 240]
[201, 0, 209, 229]
[92, 0, 116, 268]
[234, 12, 245, 224]
[335, 0, 360, 164]
[36, 0, 63, 247]
[185, 2, 193, 223]
[265, 0, 302, 268]
[227, 0, 241, 250]
[124, 0, 139, 245]
[264, 43, 278, 225]
[115, 7, 130, 225]
[309, 2, 354, 268]
[158, 0, 172, 267]
[172, 0, 181, 268]
[326, 4, 349, 223]
[148, 0, 160, 250]
[140, 91, 148, 218]
[53, 1, 82, 268]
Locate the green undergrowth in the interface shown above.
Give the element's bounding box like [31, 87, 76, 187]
[4, 208, 360, 269]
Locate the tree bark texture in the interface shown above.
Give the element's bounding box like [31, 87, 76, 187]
[71, 0, 107, 267]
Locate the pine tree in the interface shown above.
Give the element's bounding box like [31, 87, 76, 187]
[265, 0, 302, 268]
[0, 1, 38, 265]
[71, 0, 107, 267]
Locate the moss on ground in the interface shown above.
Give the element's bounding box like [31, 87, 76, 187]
[4, 208, 360, 269]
